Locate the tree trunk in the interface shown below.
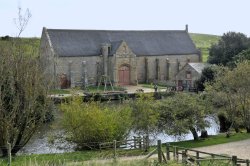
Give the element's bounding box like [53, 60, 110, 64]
[246, 127, 250, 133]
[0, 148, 8, 157]
[190, 127, 199, 141]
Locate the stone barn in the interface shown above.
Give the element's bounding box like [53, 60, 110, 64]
[175, 63, 208, 91]
[40, 25, 202, 89]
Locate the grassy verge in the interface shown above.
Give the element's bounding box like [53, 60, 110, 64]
[170, 132, 250, 148]
[1, 132, 249, 165]
[49, 89, 71, 95]
[86, 85, 125, 93]
[0, 149, 147, 166]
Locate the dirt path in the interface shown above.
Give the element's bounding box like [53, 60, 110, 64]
[193, 139, 250, 159]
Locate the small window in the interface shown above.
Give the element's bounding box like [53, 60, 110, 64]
[186, 71, 191, 79]
[108, 46, 111, 54]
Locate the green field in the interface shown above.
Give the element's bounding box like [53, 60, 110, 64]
[189, 33, 220, 62]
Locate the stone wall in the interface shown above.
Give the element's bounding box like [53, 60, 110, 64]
[40, 28, 57, 88]
[56, 56, 101, 87]
[136, 54, 200, 83]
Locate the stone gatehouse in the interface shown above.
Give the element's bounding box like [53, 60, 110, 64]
[40, 25, 202, 89]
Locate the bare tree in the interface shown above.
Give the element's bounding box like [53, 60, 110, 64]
[0, 8, 52, 156]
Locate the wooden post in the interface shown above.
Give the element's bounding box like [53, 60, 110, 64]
[113, 140, 117, 159]
[7, 142, 11, 166]
[157, 140, 162, 163]
[143, 136, 146, 150]
[133, 136, 137, 149]
[196, 151, 200, 165]
[182, 150, 187, 165]
[246, 159, 249, 166]
[166, 143, 170, 160]
[138, 136, 142, 149]
[176, 147, 179, 161]
[173, 146, 176, 160]
[232, 156, 237, 166]
[145, 135, 149, 152]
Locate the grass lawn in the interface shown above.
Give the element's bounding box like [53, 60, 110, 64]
[86, 85, 125, 93]
[49, 89, 71, 95]
[170, 132, 250, 148]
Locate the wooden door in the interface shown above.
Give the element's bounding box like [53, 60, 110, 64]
[118, 65, 130, 85]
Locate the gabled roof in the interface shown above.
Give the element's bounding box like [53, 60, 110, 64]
[44, 28, 199, 57]
[188, 63, 209, 74]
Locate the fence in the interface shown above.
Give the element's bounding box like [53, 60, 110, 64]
[99, 136, 149, 152]
[147, 140, 250, 166]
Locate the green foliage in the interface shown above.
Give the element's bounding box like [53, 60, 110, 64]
[61, 97, 132, 149]
[208, 32, 250, 65]
[205, 61, 250, 132]
[0, 37, 51, 156]
[189, 33, 220, 62]
[131, 94, 159, 136]
[157, 93, 212, 140]
[195, 66, 217, 91]
[230, 48, 250, 67]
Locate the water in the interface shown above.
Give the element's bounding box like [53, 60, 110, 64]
[19, 116, 219, 154]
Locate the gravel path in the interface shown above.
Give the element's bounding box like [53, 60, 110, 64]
[193, 139, 250, 159]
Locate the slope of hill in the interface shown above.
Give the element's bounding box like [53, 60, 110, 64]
[190, 33, 220, 62]
[1, 34, 220, 62]
[0, 37, 40, 57]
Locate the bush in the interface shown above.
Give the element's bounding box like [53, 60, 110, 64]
[61, 97, 132, 149]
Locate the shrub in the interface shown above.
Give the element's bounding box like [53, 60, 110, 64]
[61, 97, 132, 149]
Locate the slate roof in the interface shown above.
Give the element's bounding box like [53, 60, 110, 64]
[45, 28, 199, 57]
[188, 63, 209, 74]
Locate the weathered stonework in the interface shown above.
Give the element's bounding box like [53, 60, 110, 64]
[40, 27, 201, 89]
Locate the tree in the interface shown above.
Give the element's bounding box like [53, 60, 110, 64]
[157, 93, 212, 140]
[195, 66, 217, 91]
[0, 7, 52, 157]
[205, 61, 250, 133]
[208, 32, 250, 65]
[130, 94, 159, 136]
[61, 97, 132, 149]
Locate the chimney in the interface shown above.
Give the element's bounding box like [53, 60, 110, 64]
[185, 24, 188, 32]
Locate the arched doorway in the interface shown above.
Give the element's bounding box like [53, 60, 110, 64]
[118, 65, 130, 85]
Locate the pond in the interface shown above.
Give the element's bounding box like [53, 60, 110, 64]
[18, 114, 219, 155]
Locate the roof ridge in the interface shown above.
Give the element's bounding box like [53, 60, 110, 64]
[46, 28, 187, 32]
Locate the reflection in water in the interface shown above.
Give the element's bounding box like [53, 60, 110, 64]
[19, 112, 219, 154]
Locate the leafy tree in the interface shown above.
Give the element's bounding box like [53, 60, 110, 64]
[195, 66, 217, 91]
[130, 94, 159, 151]
[61, 97, 132, 149]
[205, 61, 250, 133]
[157, 93, 211, 140]
[208, 32, 250, 65]
[233, 49, 250, 63]
[0, 8, 52, 157]
[130, 94, 159, 136]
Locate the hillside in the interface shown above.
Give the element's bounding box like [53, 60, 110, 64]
[189, 33, 220, 62]
[0, 37, 40, 57]
[0, 34, 220, 62]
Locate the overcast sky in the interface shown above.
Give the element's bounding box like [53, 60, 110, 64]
[1, 0, 250, 37]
